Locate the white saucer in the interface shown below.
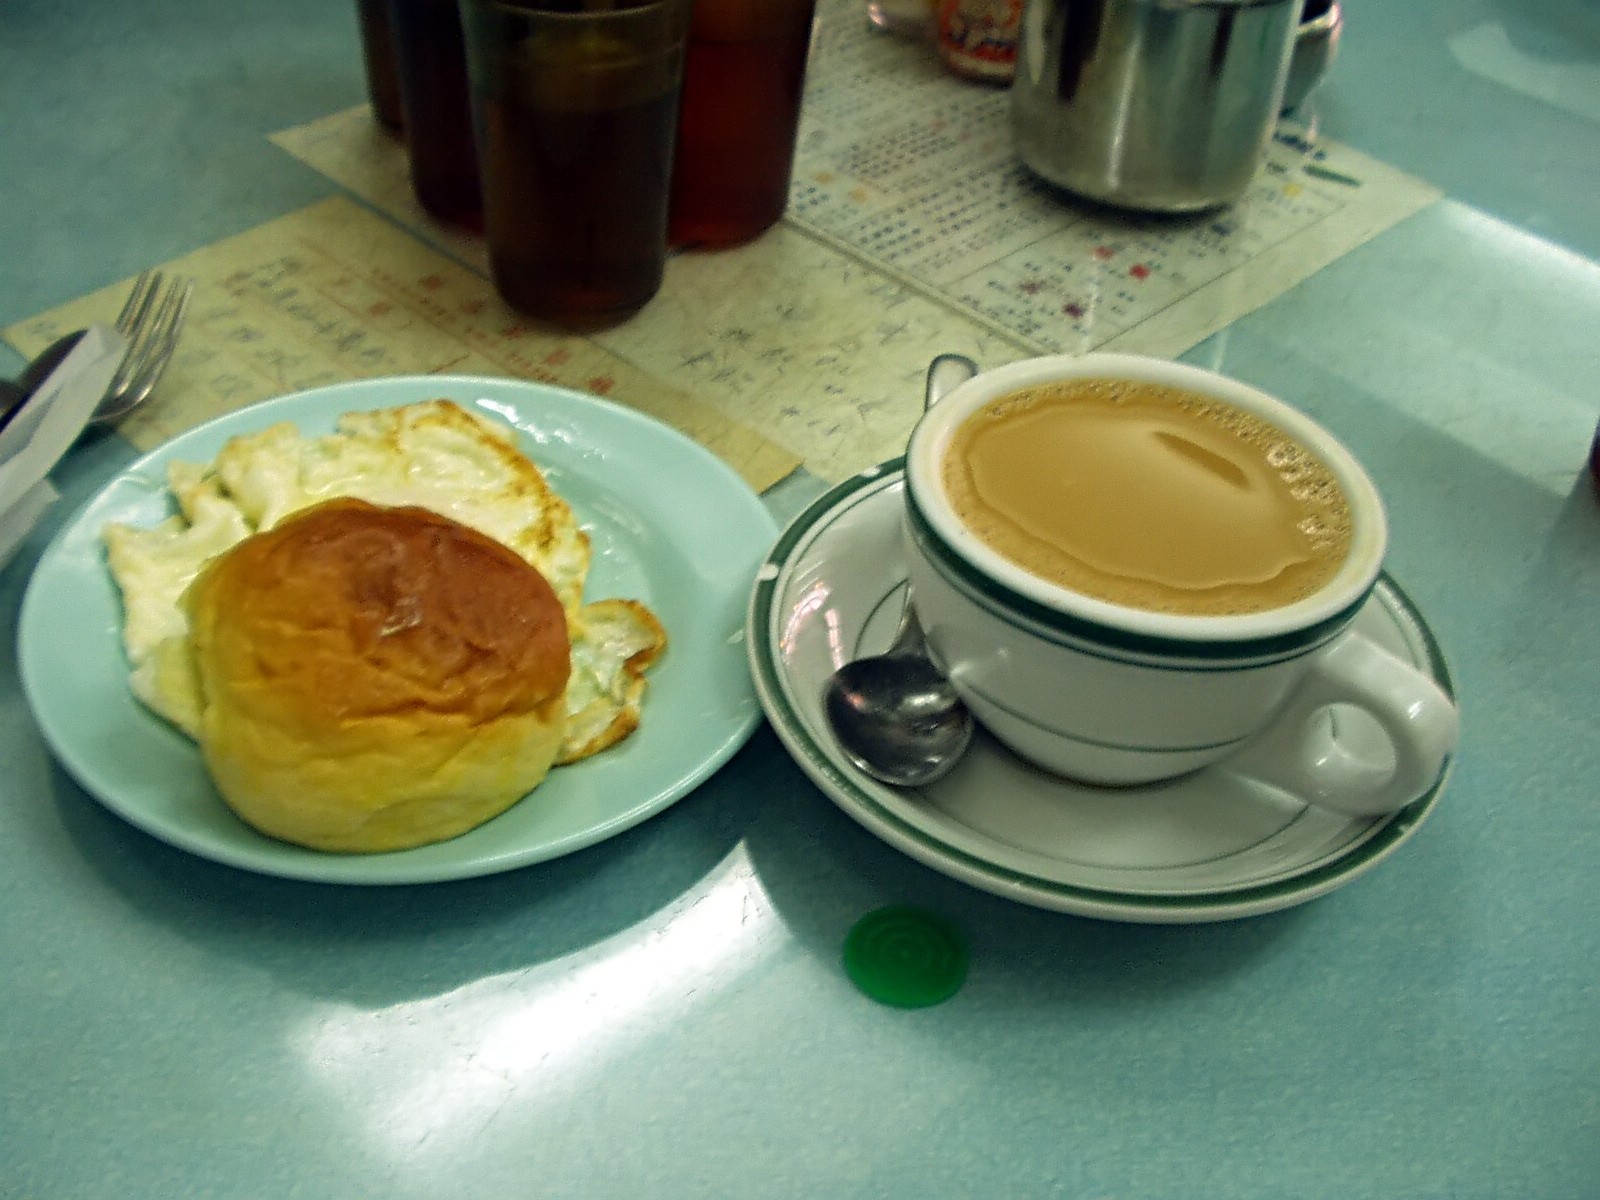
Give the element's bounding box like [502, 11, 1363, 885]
[746, 461, 1455, 923]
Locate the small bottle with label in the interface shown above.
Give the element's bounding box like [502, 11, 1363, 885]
[936, 0, 1022, 84]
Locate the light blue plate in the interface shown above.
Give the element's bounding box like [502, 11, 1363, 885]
[17, 376, 778, 884]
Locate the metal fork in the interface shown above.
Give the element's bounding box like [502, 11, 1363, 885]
[93, 270, 193, 423]
[0, 270, 193, 432]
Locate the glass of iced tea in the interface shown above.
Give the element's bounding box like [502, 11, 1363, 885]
[668, 0, 818, 247]
[391, 0, 483, 226]
[461, 0, 691, 326]
[355, 0, 404, 133]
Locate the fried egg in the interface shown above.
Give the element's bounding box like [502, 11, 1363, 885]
[103, 399, 665, 765]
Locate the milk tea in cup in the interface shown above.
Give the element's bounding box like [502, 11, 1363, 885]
[940, 377, 1354, 619]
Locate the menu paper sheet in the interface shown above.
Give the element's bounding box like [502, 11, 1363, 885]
[788, 6, 1440, 358]
[8, 0, 1440, 484]
[266, 0, 1437, 479]
[270, 116, 1032, 482]
[2, 200, 799, 493]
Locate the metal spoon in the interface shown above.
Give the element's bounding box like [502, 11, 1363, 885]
[824, 601, 974, 787]
[821, 353, 978, 787]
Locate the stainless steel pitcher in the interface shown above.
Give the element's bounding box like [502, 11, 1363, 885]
[1011, 0, 1301, 212]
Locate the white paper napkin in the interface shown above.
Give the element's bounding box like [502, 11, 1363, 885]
[0, 325, 128, 572]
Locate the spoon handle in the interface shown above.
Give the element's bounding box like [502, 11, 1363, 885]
[0, 331, 87, 439]
[886, 600, 929, 658]
[18, 331, 86, 398]
[0, 379, 25, 436]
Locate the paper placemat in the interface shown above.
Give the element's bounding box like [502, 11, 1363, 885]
[272, 115, 1033, 483]
[10, 0, 1441, 486]
[267, 0, 1438, 481]
[2, 198, 799, 493]
[788, 5, 1441, 356]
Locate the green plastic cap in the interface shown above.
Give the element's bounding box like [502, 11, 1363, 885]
[843, 906, 967, 1008]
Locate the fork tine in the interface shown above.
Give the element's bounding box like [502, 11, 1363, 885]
[118, 278, 189, 395]
[99, 274, 193, 421]
[106, 275, 177, 395]
[113, 270, 159, 334]
[104, 272, 161, 399]
[133, 279, 191, 381]
[140, 276, 187, 360]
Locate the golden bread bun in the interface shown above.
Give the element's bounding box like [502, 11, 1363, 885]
[184, 498, 571, 852]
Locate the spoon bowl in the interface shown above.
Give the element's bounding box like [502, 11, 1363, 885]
[820, 353, 979, 788]
[823, 605, 974, 787]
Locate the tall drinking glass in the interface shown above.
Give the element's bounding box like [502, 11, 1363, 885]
[391, 0, 484, 226]
[355, 0, 404, 132]
[461, 0, 690, 325]
[667, 0, 818, 248]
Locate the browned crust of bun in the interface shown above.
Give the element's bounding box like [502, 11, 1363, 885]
[183, 499, 573, 851]
[189, 498, 570, 728]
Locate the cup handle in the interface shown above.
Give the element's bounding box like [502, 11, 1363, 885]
[1225, 633, 1459, 818]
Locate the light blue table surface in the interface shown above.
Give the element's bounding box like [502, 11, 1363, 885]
[3, 2, 1597, 1197]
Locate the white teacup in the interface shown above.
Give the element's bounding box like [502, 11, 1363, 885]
[902, 353, 1458, 817]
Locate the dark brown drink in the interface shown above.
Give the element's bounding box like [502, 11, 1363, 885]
[479, 89, 680, 321]
[355, 0, 404, 133]
[391, 0, 483, 226]
[668, 0, 816, 247]
[463, 0, 689, 326]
